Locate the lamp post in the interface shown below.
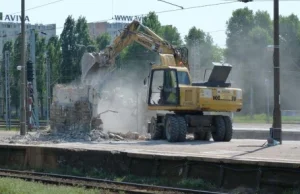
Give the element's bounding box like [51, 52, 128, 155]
[239, 0, 282, 145]
[20, 0, 27, 135]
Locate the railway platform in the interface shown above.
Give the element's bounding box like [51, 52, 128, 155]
[0, 139, 299, 193]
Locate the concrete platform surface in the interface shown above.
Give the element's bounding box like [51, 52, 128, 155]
[2, 139, 300, 168]
[233, 123, 300, 131]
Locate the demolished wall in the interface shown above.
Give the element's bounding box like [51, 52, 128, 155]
[50, 84, 98, 133]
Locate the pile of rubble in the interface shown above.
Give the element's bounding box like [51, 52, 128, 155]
[0, 128, 150, 145]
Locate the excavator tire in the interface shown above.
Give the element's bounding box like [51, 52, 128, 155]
[223, 116, 233, 142]
[176, 115, 187, 142]
[165, 115, 179, 142]
[150, 117, 162, 140]
[212, 116, 226, 142]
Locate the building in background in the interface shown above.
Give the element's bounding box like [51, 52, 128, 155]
[88, 21, 127, 43]
[0, 22, 56, 53]
[0, 22, 56, 117]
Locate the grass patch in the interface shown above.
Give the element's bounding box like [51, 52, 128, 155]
[82, 167, 217, 191]
[233, 114, 300, 124]
[1, 165, 219, 192]
[0, 177, 116, 194]
[283, 188, 300, 194]
[0, 127, 19, 131]
[1, 165, 299, 194]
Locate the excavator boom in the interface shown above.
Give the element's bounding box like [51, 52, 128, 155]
[81, 20, 188, 84]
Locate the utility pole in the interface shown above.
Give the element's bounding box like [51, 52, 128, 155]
[46, 54, 50, 125]
[20, 0, 27, 135]
[30, 29, 40, 129]
[4, 51, 11, 130]
[238, 0, 282, 145]
[270, 0, 282, 144]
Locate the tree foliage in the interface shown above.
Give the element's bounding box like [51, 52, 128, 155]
[159, 25, 182, 46]
[60, 15, 76, 83]
[5, 8, 300, 118]
[96, 32, 111, 51]
[185, 26, 220, 68]
[47, 36, 61, 88]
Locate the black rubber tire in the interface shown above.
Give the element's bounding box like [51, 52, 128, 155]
[150, 117, 162, 140]
[223, 116, 233, 142]
[212, 116, 226, 142]
[176, 116, 187, 142]
[165, 115, 179, 142]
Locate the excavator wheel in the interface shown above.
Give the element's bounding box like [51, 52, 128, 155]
[149, 117, 163, 140]
[165, 115, 179, 142]
[223, 116, 233, 142]
[176, 115, 187, 142]
[212, 116, 226, 142]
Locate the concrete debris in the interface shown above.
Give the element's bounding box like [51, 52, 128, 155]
[124, 131, 139, 140]
[0, 128, 148, 145]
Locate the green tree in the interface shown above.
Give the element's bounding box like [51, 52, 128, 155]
[122, 12, 162, 65]
[11, 35, 22, 116]
[47, 36, 61, 98]
[279, 14, 300, 70]
[278, 14, 300, 110]
[1, 41, 14, 116]
[225, 8, 276, 114]
[184, 26, 206, 45]
[1, 41, 14, 78]
[185, 27, 216, 67]
[35, 33, 47, 118]
[74, 16, 96, 81]
[159, 25, 182, 46]
[96, 32, 111, 51]
[142, 12, 161, 34]
[225, 7, 254, 63]
[60, 15, 76, 83]
[211, 46, 225, 62]
[254, 10, 272, 35]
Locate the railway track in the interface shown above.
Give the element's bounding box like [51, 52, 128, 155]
[0, 168, 226, 194]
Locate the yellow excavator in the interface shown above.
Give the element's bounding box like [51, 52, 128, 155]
[81, 20, 243, 143]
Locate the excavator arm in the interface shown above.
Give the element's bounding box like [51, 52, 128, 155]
[81, 20, 188, 83]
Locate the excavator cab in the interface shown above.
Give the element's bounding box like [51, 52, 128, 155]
[147, 67, 182, 106]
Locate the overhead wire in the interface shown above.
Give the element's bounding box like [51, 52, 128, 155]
[9, 0, 66, 15]
[1, 0, 239, 39]
[3, 0, 300, 72]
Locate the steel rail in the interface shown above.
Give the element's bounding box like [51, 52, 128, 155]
[0, 168, 227, 194]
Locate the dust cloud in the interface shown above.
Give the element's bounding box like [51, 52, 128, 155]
[88, 61, 151, 135]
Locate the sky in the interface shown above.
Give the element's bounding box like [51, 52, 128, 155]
[2, 0, 300, 48]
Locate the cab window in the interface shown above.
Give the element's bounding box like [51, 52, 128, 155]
[177, 71, 190, 85]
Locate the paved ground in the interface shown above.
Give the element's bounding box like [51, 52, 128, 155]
[233, 123, 300, 131]
[0, 123, 299, 167]
[0, 131, 19, 138]
[6, 139, 296, 167]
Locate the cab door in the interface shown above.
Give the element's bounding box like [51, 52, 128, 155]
[148, 68, 180, 106]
